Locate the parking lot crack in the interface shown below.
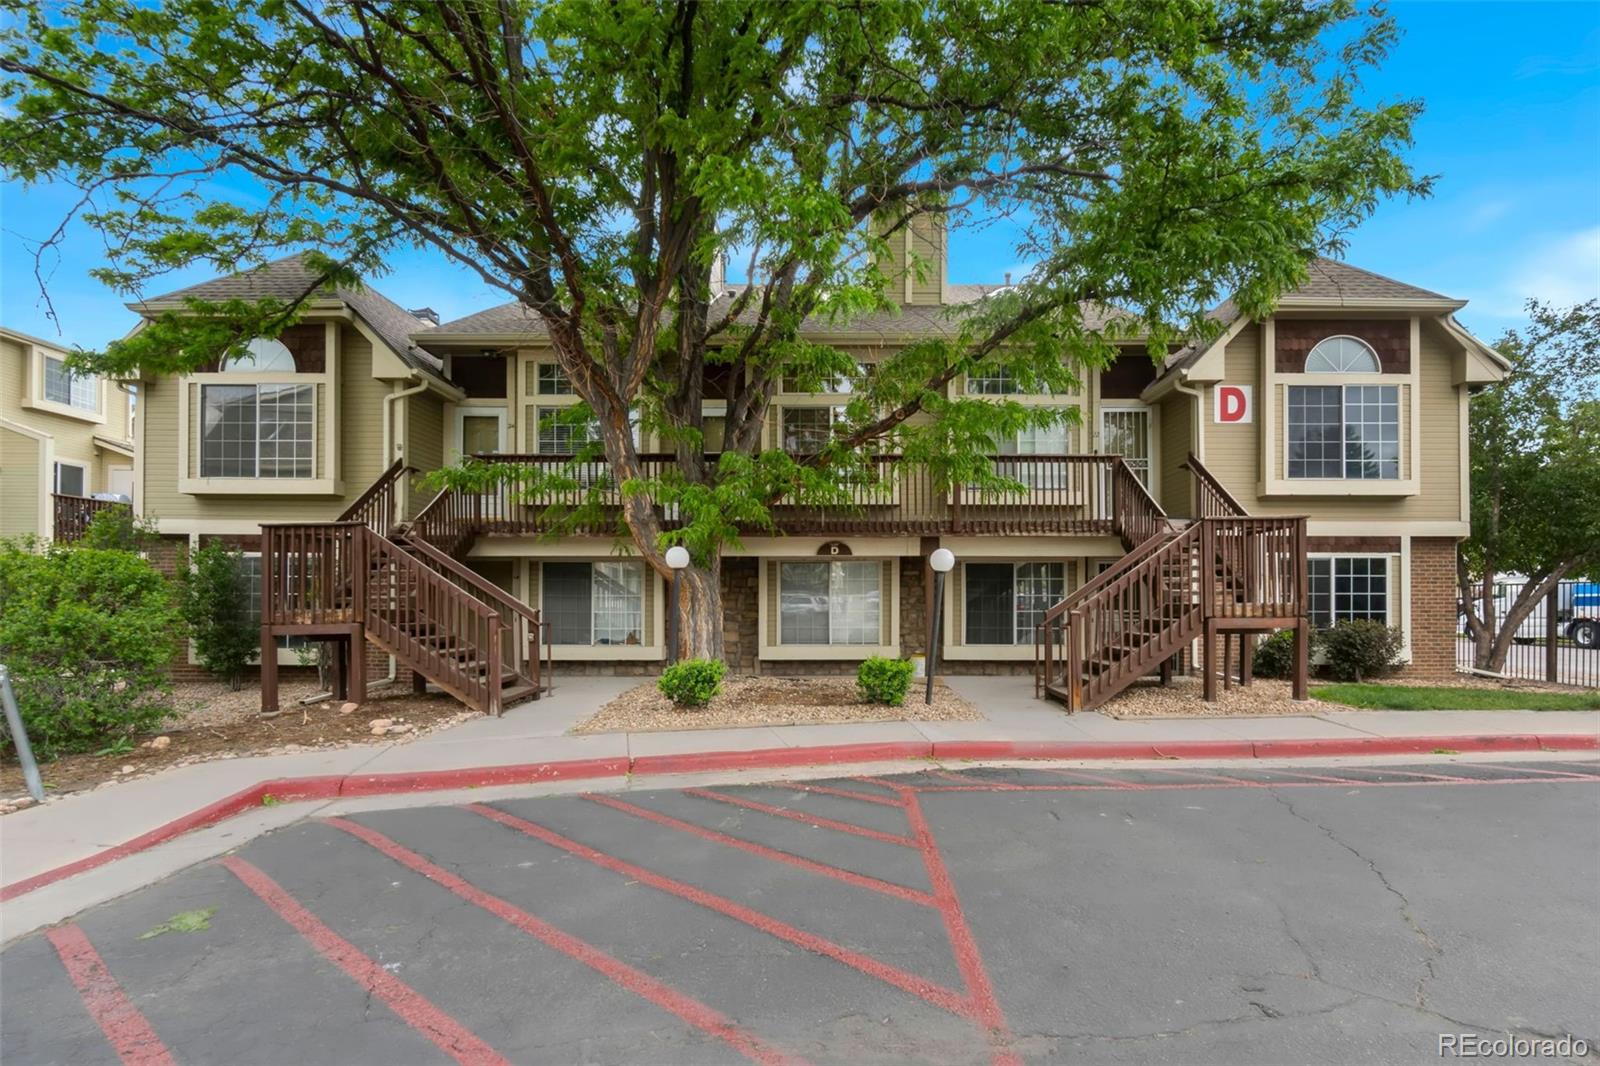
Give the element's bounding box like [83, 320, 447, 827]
[1268, 786, 1442, 1009]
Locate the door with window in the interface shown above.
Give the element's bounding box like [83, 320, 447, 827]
[1100, 406, 1152, 487]
[454, 407, 506, 460]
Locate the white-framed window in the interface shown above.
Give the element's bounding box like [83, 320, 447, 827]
[53, 460, 87, 497]
[533, 406, 599, 454]
[224, 337, 297, 372]
[200, 383, 315, 478]
[1307, 556, 1389, 629]
[536, 362, 575, 396]
[963, 562, 1066, 645]
[236, 553, 311, 652]
[455, 406, 507, 458]
[778, 560, 881, 645]
[542, 561, 645, 646]
[1287, 384, 1398, 480]
[966, 366, 1024, 395]
[43, 356, 98, 411]
[781, 362, 874, 394]
[1305, 336, 1380, 374]
[781, 406, 845, 453]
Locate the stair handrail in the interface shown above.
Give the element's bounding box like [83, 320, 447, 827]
[1034, 529, 1173, 697]
[1109, 457, 1168, 548]
[398, 533, 550, 696]
[1181, 453, 1248, 518]
[358, 526, 508, 715]
[339, 458, 413, 533]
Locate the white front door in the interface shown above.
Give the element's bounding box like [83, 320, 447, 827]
[453, 407, 507, 461]
[1101, 406, 1153, 487]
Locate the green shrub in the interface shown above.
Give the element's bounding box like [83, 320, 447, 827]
[180, 542, 258, 689]
[1318, 620, 1404, 683]
[1252, 630, 1298, 679]
[658, 658, 726, 707]
[857, 656, 916, 706]
[0, 543, 181, 758]
[79, 506, 160, 553]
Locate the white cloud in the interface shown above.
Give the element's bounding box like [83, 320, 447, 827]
[1506, 226, 1600, 310]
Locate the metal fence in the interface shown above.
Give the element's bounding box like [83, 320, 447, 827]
[1457, 577, 1600, 688]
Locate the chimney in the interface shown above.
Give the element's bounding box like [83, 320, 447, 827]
[709, 251, 726, 296]
[1004, 272, 1012, 287]
[872, 208, 948, 306]
[409, 307, 440, 327]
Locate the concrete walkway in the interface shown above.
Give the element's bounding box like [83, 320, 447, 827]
[1, 675, 1594, 941]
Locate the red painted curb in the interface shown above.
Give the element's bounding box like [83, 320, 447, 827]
[338, 757, 631, 797]
[630, 742, 931, 777]
[932, 739, 1258, 762]
[4, 732, 1595, 903]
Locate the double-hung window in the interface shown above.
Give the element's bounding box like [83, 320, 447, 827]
[778, 560, 881, 645]
[200, 383, 315, 478]
[1287, 336, 1398, 480]
[1307, 557, 1389, 629]
[44, 356, 97, 411]
[543, 561, 645, 646]
[963, 562, 1066, 645]
[781, 406, 844, 453]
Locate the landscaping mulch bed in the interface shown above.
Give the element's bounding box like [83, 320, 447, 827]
[573, 674, 979, 734]
[0, 679, 472, 811]
[1102, 671, 1588, 718]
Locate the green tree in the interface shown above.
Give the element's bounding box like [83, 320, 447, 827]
[1459, 300, 1600, 671]
[78, 505, 161, 553]
[0, 543, 180, 758]
[180, 541, 258, 690]
[1, 0, 1427, 656]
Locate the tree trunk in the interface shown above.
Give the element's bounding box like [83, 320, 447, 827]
[673, 561, 724, 662]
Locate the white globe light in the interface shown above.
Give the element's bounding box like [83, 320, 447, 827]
[665, 545, 692, 570]
[929, 548, 956, 573]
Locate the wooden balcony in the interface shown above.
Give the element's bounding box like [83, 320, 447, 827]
[414, 453, 1161, 543]
[52, 494, 122, 542]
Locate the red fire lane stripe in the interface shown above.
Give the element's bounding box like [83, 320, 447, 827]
[582, 794, 938, 907]
[896, 790, 1021, 1066]
[324, 818, 806, 1066]
[464, 803, 970, 1017]
[44, 925, 175, 1066]
[221, 857, 509, 1066]
[776, 781, 906, 807]
[682, 788, 917, 847]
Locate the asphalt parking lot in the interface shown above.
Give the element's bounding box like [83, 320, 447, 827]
[3, 759, 1597, 1065]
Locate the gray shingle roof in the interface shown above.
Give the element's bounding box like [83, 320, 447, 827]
[423, 281, 1127, 346]
[1160, 258, 1459, 376]
[136, 253, 444, 377]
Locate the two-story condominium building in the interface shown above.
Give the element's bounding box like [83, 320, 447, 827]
[2, 326, 137, 542]
[116, 241, 1507, 715]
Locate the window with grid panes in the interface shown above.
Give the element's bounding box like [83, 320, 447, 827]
[200, 383, 314, 478]
[963, 562, 1066, 644]
[1307, 557, 1389, 628]
[542, 561, 645, 646]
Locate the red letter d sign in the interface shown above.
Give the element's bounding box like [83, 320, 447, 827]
[1214, 384, 1252, 424]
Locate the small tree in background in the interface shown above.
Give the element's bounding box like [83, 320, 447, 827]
[0, 543, 180, 757]
[181, 541, 257, 690]
[78, 505, 160, 553]
[1460, 300, 1600, 671]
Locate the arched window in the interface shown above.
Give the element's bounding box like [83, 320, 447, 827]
[223, 337, 296, 372]
[1305, 335, 1379, 374]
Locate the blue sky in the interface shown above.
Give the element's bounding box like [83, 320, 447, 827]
[2, 1, 1596, 350]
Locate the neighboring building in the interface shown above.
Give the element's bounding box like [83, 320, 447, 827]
[122, 238, 1506, 713]
[1, 326, 137, 542]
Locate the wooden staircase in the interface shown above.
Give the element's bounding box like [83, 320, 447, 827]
[257, 461, 548, 717]
[1035, 456, 1309, 712]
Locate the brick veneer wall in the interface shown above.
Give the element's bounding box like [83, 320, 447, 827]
[1403, 537, 1458, 679]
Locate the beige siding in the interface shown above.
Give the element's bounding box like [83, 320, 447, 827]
[140, 322, 396, 524]
[1157, 394, 1194, 517]
[0, 426, 43, 540]
[406, 392, 445, 474]
[3, 336, 135, 497]
[1199, 320, 1463, 523]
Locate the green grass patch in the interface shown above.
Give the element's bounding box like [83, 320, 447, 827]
[1311, 684, 1600, 711]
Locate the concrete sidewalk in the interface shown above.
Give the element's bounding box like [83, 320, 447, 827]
[2, 675, 1594, 933]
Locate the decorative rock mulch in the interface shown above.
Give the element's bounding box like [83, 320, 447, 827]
[572, 674, 979, 734]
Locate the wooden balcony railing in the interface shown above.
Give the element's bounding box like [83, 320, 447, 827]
[52, 494, 121, 542]
[1183, 452, 1248, 518]
[413, 452, 1162, 543]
